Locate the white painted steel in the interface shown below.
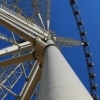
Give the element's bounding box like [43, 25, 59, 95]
[0, 16, 36, 43]
[0, 53, 34, 67]
[0, 4, 48, 37]
[0, 63, 22, 99]
[47, 20, 50, 31]
[0, 11, 45, 39]
[38, 40, 93, 100]
[22, 63, 28, 78]
[0, 84, 17, 96]
[19, 61, 38, 96]
[0, 16, 48, 47]
[1, 63, 21, 84]
[20, 61, 38, 98]
[0, 41, 32, 56]
[36, 37, 47, 47]
[19, 61, 42, 100]
[0, 33, 13, 43]
[38, 13, 45, 29]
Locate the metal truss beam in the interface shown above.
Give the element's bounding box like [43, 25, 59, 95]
[0, 15, 47, 47]
[55, 36, 84, 47]
[0, 11, 45, 39]
[0, 41, 32, 57]
[0, 84, 17, 96]
[1, 63, 21, 84]
[19, 61, 42, 100]
[1, 17, 37, 42]
[0, 16, 35, 43]
[0, 4, 48, 38]
[0, 52, 34, 67]
[0, 63, 23, 100]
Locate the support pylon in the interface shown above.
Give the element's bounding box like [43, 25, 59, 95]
[38, 39, 93, 100]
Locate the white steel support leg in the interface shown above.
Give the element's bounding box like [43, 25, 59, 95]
[19, 61, 42, 100]
[38, 39, 93, 100]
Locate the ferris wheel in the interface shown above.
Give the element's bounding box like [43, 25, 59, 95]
[0, 0, 98, 100]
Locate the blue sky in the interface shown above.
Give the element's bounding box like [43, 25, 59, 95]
[50, 0, 100, 99]
[0, 0, 100, 99]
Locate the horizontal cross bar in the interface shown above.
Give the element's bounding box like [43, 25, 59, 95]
[0, 52, 34, 67]
[0, 41, 33, 57]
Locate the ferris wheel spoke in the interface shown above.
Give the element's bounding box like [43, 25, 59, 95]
[0, 32, 13, 43]
[46, 0, 51, 31]
[32, 0, 51, 31]
[0, 0, 7, 6]
[32, 0, 46, 30]
[11, 32, 16, 44]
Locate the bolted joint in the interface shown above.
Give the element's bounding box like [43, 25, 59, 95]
[35, 37, 47, 47]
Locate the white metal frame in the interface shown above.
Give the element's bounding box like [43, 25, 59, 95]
[0, 1, 93, 100]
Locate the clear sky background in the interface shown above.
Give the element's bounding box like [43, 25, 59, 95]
[0, 0, 100, 100]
